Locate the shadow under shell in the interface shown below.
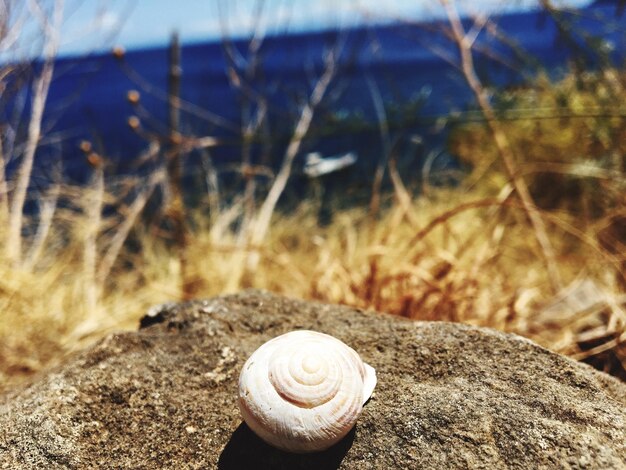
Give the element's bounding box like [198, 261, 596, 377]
[218, 422, 356, 470]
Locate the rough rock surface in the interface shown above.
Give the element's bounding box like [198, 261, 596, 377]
[1, 290, 625, 469]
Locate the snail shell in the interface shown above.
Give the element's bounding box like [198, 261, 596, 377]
[237, 330, 376, 453]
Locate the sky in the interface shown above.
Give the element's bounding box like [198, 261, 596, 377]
[31, 0, 595, 57]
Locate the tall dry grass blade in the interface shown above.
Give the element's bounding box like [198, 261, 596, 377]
[407, 198, 503, 253]
[200, 149, 221, 221]
[366, 73, 390, 217]
[23, 180, 61, 271]
[83, 165, 105, 311]
[388, 157, 418, 227]
[210, 196, 244, 242]
[0, 140, 8, 224]
[97, 170, 164, 285]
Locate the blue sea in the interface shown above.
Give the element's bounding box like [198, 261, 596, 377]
[9, 0, 625, 188]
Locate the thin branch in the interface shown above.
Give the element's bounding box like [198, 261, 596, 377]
[441, 0, 562, 292]
[250, 45, 340, 248]
[464, 13, 489, 48]
[5, 0, 64, 266]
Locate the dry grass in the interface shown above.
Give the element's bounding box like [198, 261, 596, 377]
[1, 184, 624, 392]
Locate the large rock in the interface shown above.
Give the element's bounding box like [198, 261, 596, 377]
[1, 291, 625, 469]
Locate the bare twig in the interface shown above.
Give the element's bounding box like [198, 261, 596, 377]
[250, 45, 341, 248]
[5, 0, 64, 265]
[164, 31, 195, 299]
[440, 0, 562, 292]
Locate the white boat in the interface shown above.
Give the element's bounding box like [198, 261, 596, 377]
[303, 151, 358, 178]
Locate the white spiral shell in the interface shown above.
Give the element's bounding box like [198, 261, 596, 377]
[237, 330, 376, 453]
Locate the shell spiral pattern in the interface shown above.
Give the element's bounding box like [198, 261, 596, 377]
[237, 330, 376, 453]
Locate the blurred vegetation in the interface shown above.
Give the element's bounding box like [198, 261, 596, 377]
[1, 178, 625, 392]
[450, 68, 625, 218]
[449, 67, 626, 296]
